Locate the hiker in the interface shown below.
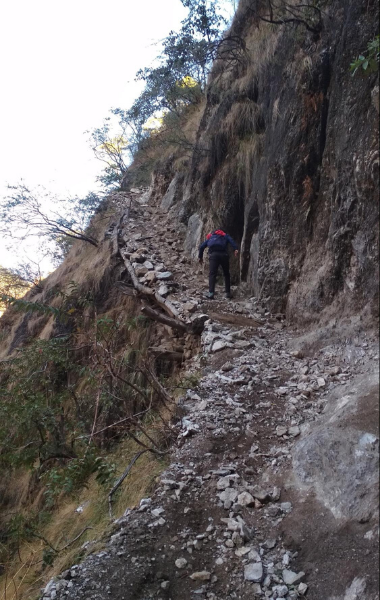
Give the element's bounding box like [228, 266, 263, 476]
[198, 229, 239, 299]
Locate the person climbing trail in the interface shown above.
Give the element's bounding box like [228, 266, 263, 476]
[198, 229, 239, 299]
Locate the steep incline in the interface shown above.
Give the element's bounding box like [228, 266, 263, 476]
[41, 190, 379, 600]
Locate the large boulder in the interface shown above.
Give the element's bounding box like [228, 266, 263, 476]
[292, 371, 379, 522]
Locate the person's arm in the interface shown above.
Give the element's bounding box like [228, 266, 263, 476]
[198, 240, 208, 262]
[226, 234, 239, 255]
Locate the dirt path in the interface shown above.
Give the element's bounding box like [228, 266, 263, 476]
[41, 191, 379, 600]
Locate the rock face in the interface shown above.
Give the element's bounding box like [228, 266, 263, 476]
[149, 0, 379, 325]
[292, 371, 379, 522]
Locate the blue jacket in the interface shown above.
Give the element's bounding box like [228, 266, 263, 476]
[199, 231, 238, 259]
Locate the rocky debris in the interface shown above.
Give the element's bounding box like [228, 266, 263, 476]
[42, 188, 379, 600]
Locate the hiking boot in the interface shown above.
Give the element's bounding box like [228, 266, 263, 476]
[207, 292, 214, 299]
[225, 292, 232, 299]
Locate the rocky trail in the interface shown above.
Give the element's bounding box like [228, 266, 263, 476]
[42, 190, 379, 600]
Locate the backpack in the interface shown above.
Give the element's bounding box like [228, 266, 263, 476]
[207, 230, 228, 252]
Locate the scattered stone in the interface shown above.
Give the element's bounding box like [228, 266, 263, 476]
[248, 549, 261, 562]
[280, 502, 292, 513]
[183, 302, 198, 313]
[252, 583, 262, 595]
[175, 558, 188, 569]
[221, 361, 234, 372]
[237, 491, 255, 507]
[277, 387, 288, 396]
[157, 284, 169, 297]
[288, 425, 300, 437]
[130, 253, 145, 263]
[276, 426, 288, 437]
[145, 271, 156, 283]
[235, 546, 251, 557]
[190, 571, 211, 581]
[143, 260, 154, 270]
[282, 569, 305, 585]
[244, 562, 263, 582]
[212, 340, 232, 352]
[219, 487, 238, 508]
[273, 584, 288, 597]
[135, 265, 148, 276]
[156, 271, 173, 280]
[251, 487, 270, 504]
[216, 476, 232, 490]
[298, 582, 308, 595]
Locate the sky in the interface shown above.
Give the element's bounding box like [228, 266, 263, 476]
[0, 0, 235, 273]
[0, 0, 190, 270]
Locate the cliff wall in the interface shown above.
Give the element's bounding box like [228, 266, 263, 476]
[145, 0, 379, 330]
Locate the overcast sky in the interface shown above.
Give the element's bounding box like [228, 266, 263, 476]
[0, 0, 234, 272]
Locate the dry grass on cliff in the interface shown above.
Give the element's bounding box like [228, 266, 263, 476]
[0, 438, 168, 600]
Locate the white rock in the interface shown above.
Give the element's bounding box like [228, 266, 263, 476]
[273, 584, 288, 597]
[158, 284, 169, 297]
[235, 546, 251, 557]
[282, 569, 305, 585]
[298, 582, 308, 595]
[288, 425, 300, 437]
[175, 558, 188, 569]
[216, 476, 231, 490]
[189, 571, 211, 581]
[219, 488, 238, 506]
[244, 562, 263, 582]
[276, 426, 288, 437]
[237, 491, 255, 507]
[212, 340, 232, 352]
[248, 549, 261, 562]
[156, 271, 173, 280]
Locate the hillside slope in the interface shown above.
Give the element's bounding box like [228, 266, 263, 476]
[0, 1, 378, 599]
[39, 188, 379, 600]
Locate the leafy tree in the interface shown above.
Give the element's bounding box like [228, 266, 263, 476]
[88, 119, 130, 190]
[0, 184, 102, 253]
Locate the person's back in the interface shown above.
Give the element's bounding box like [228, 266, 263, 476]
[198, 229, 239, 299]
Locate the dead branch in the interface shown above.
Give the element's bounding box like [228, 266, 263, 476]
[108, 450, 149, 518]
[108, 447, 169, 518]
[148, 347, 185, 362]
[119, 249, 183, 320]
[141, 362, 174, 409]
[141, 305, 188, 333]
[29, 526, 93, 554]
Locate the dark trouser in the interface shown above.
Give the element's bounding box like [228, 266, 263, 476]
[209, 252, 230, 294]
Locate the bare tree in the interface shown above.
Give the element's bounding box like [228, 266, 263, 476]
[0, 183, 100, 249]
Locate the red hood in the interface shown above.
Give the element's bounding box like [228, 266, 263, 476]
[207, 230, 226, 239]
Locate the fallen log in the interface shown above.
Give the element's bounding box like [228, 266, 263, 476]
[110, 211, 126, 257]
[141, 305, 188, 333]
[119, 249, 183, 320]
[149, 347, 184, 362]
